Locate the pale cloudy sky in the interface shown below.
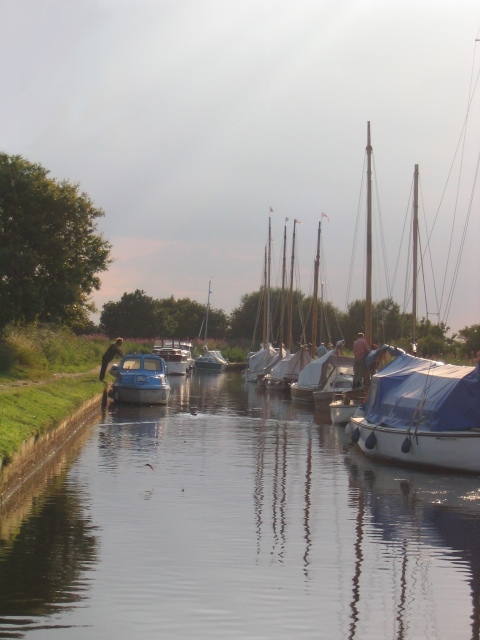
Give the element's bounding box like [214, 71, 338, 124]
[1, 0, 479, 335]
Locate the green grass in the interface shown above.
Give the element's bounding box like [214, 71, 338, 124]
[0, 375, 101, 464]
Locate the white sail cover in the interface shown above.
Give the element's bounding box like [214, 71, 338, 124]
[296, 351, 355, 389]
[247, 343, 278, 375]
[270, 347, 312, 380]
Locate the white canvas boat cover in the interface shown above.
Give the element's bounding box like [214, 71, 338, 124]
[207, 350, 228, 365]
[365, 350, 480, 432]
[247, 343, 278, 374]
[295, 351, 355, 389]
[270, 347, 312, 380]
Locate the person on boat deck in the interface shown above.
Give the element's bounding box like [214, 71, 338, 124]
[316, 343, 327, 357]
[99, 338, 124, 381]
[353, 332, 370, 388]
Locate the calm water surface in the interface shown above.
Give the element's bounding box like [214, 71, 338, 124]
[0, 372, 479, 639]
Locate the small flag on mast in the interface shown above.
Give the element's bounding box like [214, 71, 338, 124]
[321, 212, 329, 221]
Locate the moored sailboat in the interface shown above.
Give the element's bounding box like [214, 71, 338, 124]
[351, 156, 480, 472]
[194, 280, 228, 372]
[244, 213, 284, 382]
[263, 217, 311, 388]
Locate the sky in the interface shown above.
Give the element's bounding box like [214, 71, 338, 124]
[1, 0, 479, 336]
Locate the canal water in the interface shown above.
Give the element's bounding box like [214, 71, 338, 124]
[0, 372, 479, 639]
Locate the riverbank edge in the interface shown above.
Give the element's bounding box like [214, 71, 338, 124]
[0, 392, 103, 508]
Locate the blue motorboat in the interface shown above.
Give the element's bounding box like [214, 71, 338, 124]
[109, 353, 171, 405]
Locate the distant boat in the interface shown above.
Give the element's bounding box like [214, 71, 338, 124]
[194, 280, 227, 373]
[263, 218, 313, 389]
[194, 349, 228, 372]
[109, 353, 171, 405]
[290, 347, 355, 402]
[244, 213, 284, 382]
[153, 339, 194, 375]
[265, 344, 312, 390]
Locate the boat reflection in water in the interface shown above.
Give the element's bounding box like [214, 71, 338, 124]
[345, 444, 480, 640]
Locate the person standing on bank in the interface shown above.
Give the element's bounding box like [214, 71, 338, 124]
[99, 338, 124, 381]
[353, 332, 370, 388]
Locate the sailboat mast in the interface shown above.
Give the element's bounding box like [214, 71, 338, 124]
[365, 122, 373, 346]
[204, 279, 211, 344]
[279, 219, 288, 352]
[286, 219, 297, 352]
[266, 214, 272, 347]
[311, 220, 321, 357]
[262, 245, 267, 347]
[412, 164, 419, 353]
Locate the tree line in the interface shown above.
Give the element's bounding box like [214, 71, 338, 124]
[0, 152, 478, 360]
[98, 288, 479, 360]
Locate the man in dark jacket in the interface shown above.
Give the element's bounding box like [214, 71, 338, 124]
[99, 338, 124, 381]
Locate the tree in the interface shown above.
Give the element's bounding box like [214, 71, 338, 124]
[456, 324, 480, 358]
[228, 287, 309, 348]
[0, 153, 111, 330]
[416, 318, 449, 357]
[100, 290, 175, 338]
[99, 291, 229, 340]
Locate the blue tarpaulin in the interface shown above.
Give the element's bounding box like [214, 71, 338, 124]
[365, 351, 480, 432]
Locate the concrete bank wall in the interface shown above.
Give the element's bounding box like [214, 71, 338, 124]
[0, 394, 103, 508]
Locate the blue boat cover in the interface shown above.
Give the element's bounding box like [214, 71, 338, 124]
[365, 350, 480, 432]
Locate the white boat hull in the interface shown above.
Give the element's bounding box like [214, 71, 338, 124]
[350, 416, 480, 474]
[164, 360, 193, 376]
[244, 370, 259, 382]
[152, 343, 194, 376]
[290, 383, 316, 401]
[330, 401, 361, 425]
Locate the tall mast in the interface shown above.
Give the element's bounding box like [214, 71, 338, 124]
[365, 122, 373, 345]
[286, 219, 297, 352]
[311, 220, 321, 357]
[204, 279, 211, 344]
[266, 213, 272, 347]
[262, 245, 267, 347]
[412, 164, 419, 353]
[278, 219, 288, 352]
[320, 280, 324, 345]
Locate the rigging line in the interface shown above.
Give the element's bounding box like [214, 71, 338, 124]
[423, 62, 480, 273]
[391, 180, 412, 295]
[401, 215, 413, 316]
[252, 250, 267, 349]
[372, 154, 392, 299]
[320, 239, 341, 341]
[419, 179, 441, 317]
[440, 48, 480, 323]
[443, 149, 480, 326]
[418, 230, 430, 322]
[294, 255, 308, 345]
[345, 156, 367, 310]
[438, 74, 478, 317]
[405, 174, 442, 325]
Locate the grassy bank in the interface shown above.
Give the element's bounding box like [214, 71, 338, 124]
[0, 375, 101, 465]
[0, 327, 113, 466]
